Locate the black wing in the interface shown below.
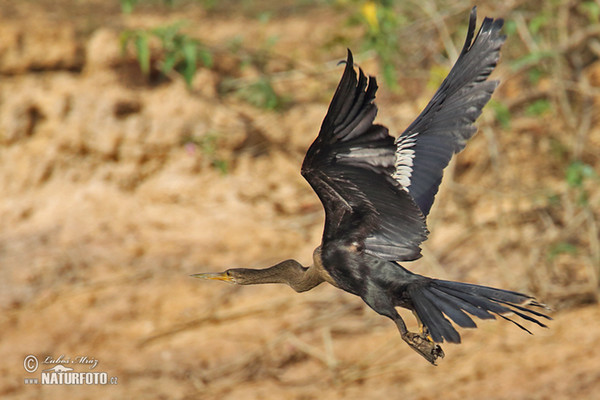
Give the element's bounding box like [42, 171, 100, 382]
[301, 9, 504, 261]
[394, 7, 505, 216]
[302, 50, 429, 262]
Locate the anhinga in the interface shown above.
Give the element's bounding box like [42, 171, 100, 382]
[194, 8, 550, 364]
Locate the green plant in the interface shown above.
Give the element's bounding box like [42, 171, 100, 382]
[120, 22, 213, 88]
[355, 0, 404, 90]
[579, 1, 600, 23]
[234, 77, 285, 111]
[219, 34, 288, 111]
[566, 161, 597, 206]
[525, 98, 552, 116]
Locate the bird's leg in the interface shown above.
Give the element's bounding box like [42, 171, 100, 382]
[361, 289, 444, 365]
[411, 310, 434, 341]
[394, 314, 444, 365]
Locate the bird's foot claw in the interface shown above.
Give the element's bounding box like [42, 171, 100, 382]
[403, 331, 445, 365]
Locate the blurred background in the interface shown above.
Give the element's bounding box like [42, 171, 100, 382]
[1, 0, 599, 398]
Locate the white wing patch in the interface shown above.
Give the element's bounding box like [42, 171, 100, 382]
[392, 132, 419, 190]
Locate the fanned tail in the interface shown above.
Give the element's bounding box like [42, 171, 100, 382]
[407, 279, 551, 343]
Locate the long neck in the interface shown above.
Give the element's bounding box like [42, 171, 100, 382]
[229, 260, 324, 292]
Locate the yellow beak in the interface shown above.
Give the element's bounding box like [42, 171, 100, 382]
[190, 272, 234, 282]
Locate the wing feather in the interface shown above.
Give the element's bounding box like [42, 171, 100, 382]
[302, 50, 428, 261]
[393, 7, 505, 216]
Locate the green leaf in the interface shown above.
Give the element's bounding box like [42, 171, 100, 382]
[152, 21, 186, 46]
[161, 53, 177, 76]
[134, 33, 150, 76]
[579, 1, 600, 23]
[181, 40, 197, 87]
[566, 161, 596, 188]
[525, 99, 551, 116]
[198, 47, 213, 68]
[121, 21, 210, 90]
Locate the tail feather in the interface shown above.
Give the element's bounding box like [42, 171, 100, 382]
[407, 278, 551, 344]
[494, 299, 549, 328]
[436, 279, 532, 303]
[434, 284, 517, 316]
[422, 288, 477, 329]
[495, 298, 550, 321]
[429, 286, 495, 320]
[410, 286, 460, 343]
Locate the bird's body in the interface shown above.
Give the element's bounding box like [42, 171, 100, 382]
[194, 8, 550, 364]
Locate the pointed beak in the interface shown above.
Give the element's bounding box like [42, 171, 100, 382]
[190, 272, 234, 283]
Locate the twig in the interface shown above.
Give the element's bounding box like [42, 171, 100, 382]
[322, 326, 338, 370]
[514, 13, 540, 54]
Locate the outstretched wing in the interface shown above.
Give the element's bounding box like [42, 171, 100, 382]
[394, 7, 505, 216]
[301, 9, 504, 261]
[302, 50, 429, 262]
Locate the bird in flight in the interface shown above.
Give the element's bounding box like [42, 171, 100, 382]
[194, 7, 550, 364]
